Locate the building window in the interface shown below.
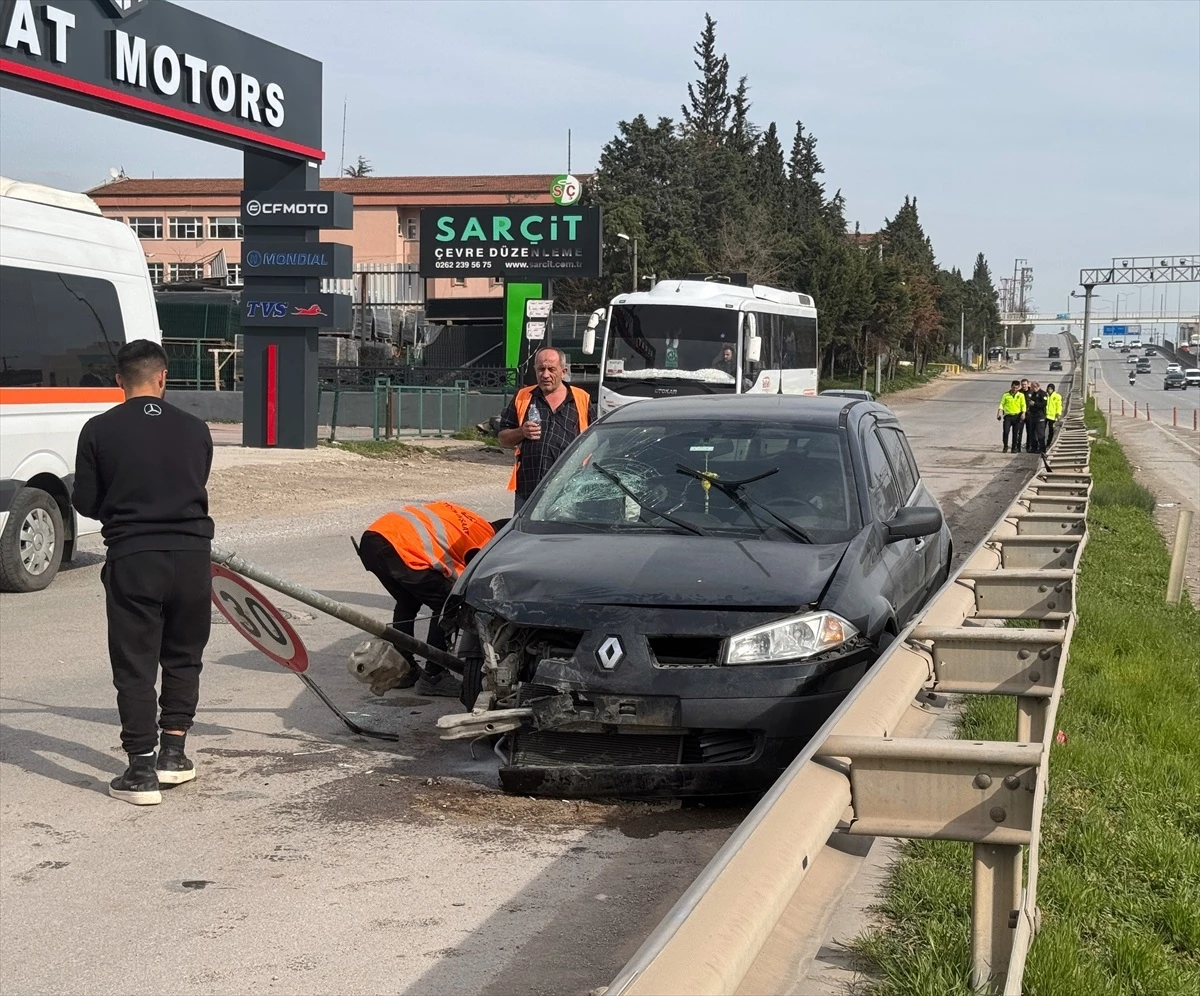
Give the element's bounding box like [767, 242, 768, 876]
[206, 216, 243, 239]
[225, 262, 242, 285]
[168, 216, 203, 240]
[452, 276, 466, 287]
[169, 262, 203, 281]
[406, 217, 418, 240]
[146, 262, 164, 283]
[128, 217, 162, 239]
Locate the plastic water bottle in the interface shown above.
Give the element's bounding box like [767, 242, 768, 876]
[525, 404, 541, 431]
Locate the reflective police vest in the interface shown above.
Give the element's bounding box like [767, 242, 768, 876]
[1046, 391, 1063, 420]
[507, 385, 591, 492]
[999, 391, 1027, 415]
[366, 502, 494, 579]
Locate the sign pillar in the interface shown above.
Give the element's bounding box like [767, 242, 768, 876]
[239, 156, 353, 448]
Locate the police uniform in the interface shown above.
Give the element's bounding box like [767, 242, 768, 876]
[998, 389, 1027, 452]
[356, 503, 495, 680]
[1045, 388, 1063, 447]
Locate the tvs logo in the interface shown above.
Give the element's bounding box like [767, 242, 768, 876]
[244, 302, 327, 318]
[98, 0, 151, 18]
[292, 304, 326, 317]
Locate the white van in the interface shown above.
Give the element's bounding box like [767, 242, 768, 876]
[0, 177, 160, 592]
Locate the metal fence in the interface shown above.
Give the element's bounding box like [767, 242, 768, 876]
[607, 337, 1089, 996]
[163, 337, 238, 390]
[319, 365, 519, 391]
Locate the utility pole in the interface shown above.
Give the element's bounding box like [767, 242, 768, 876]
[960, 307, 965, 364]
[1081, 285, 1095, 400]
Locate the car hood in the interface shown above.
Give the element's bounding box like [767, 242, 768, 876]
[458, 529, 848, 620]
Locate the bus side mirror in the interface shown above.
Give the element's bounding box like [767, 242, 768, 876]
[745, 336, 762, 364]
[582, 308, 604, 356]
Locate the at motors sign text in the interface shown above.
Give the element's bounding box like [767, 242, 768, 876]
[418, 206, 602, 279]
[0, 0, 323, 159]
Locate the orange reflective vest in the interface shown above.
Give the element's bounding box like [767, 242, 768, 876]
[507, 384, 590, 492]
[366, 502, 494, 579]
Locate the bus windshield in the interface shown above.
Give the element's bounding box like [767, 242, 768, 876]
[605, 305, 739, 384]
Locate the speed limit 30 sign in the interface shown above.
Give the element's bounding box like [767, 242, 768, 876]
[210, 564, 309, 672]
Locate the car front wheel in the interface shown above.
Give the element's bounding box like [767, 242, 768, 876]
[0, 487, 65, 593]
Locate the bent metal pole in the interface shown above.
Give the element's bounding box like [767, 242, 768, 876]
[210, 544, 467, 673]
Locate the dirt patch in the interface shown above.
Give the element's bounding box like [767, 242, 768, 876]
[286, 770, 748, 839]
[207, 450, 509, 525]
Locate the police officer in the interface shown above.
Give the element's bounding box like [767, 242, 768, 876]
[997, 379, 1027, 453]
[497, 347, 591, 515]
[356, 502, 500, 697]
[1026, 380, 1049, 453]
[1045, 383, 1063, 447]
[72, 340, 214, 806]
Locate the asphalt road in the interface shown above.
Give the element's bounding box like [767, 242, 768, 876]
[1088, 346, 1200, 431]
[0, 343, 1065, 996]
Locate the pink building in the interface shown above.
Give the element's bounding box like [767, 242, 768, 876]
[87, 174, 564, 301]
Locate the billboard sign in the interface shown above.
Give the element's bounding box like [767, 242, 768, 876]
[0, 0, 324, 160]
[1101, 325, 1128, 336]
[242, 241, 352, 278]
[419, 206, 602, 279]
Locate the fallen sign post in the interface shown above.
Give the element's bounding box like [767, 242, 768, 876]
[209, 545, 469, 741]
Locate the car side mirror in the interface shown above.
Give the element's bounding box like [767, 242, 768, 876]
[885, 506, 943, 542]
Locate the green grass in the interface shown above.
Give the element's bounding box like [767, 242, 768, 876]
[450, 425, 501, 448]
[853, 399, 1200, 995]
[819, 368, 941, 397]
[319, 439, 440, 460]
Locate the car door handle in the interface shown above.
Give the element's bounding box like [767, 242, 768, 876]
[914, 537, 926, 549]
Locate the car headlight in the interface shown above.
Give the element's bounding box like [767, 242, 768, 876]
[724, 611, 858, 665]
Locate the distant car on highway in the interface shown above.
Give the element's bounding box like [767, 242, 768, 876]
[1136, 359, 1152, 374]
[1049, 360, 1063, 371]
[1048, 346, 1060, 358]
[1185, 369, 1200, 387]
[1127, 354, 1139, 364]
[1163, 371, 1188, 391]
[1120, 346, 1130, 353]
[444, 395, 952, 797]
[1130, 340, 1143, 349]
[1166, 362, 1182, 374]
[820, 388, 876, 402]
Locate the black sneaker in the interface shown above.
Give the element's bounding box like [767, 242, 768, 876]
[110, 755, 162, 806]
[156, 746, 196, 786]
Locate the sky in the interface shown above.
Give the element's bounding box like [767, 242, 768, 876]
[1, 0, 1197, 319]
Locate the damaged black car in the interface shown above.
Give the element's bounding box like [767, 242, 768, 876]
[439, 395, 952, 798]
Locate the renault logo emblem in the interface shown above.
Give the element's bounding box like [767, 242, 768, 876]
[143, 403, 162, 417]
[597, 636, 624, 670]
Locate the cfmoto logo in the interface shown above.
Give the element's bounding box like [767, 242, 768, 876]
[597, 636, 624, 670]
[245, 200, 262, 217]
[244, 200, 328, 217]
[99, 0, 150, 18]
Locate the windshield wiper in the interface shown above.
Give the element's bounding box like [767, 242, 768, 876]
[592, 463, 708, 536]
[675, 464, 815, 544]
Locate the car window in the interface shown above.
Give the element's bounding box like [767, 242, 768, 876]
[526, 419, 862, 543]
[862, 429, 901, 521]
[877, 426, 918, 501]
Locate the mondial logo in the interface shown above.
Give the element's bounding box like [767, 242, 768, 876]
[551, 174, 581, 207]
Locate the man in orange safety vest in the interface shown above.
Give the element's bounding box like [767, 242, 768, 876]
[497, 346, 590, 515]
[356, 502, 500, 697]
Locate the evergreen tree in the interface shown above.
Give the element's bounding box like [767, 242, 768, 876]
[880, 196, 936, 275]
[681, 14, 731, 143]
[728, 76, 756, 155]
[343, 155, 373, 177]
[788, 121, 826, 234]
[753, 123, 787, 207]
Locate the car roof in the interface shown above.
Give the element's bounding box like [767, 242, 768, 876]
[600, 394, 890, 428]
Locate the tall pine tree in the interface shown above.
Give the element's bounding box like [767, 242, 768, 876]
[680, 14, 731, 143]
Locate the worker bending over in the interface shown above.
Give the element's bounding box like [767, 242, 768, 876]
[356, 502, 500, 697]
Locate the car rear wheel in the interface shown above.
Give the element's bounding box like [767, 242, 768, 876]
[0, 488, 65, 593]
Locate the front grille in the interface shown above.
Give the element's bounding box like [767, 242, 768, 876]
[517, 684, 560, 705]
[511, 729, 760, 767]
[681, 730, 758, 764]
[513, 730, 682, 766]
[649, 636, 723, 667]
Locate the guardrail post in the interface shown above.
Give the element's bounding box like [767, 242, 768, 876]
[971, 843, 1022, 993]
[1166, 509, 1194, 605]
[330, 388, 341, 443]
[1174, 407, 1178, 427]
[1016, 696, 1046, 744]
[1134, 401, 1138, 418]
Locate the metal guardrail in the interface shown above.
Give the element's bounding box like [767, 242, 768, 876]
[605, 336, 1089, 996]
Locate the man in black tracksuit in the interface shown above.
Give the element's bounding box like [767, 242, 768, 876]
[73, 340, 214, 806]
